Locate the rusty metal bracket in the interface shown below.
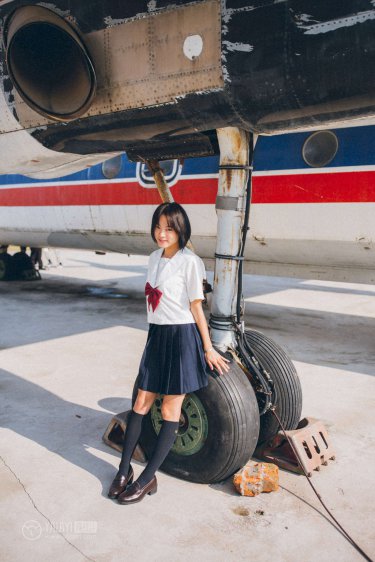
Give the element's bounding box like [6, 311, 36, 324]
[254, 417, 335, 476]
[102, 410, 147, 463]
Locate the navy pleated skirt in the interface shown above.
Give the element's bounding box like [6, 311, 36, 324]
[137, 323, 210, 395]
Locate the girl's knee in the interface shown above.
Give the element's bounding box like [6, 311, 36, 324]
[161, 403, 174, 420]
[133, 390, 156, 415]
[161, 395, 185, 421]
[133, 404, 150, 415]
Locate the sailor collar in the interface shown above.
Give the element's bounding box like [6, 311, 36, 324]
[148, 247, 192, 287]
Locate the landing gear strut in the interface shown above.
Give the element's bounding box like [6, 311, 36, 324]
[211, 128, 302, 446]
[210, 127, 251, 350]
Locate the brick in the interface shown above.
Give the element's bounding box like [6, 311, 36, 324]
[233, 461, 279, 496]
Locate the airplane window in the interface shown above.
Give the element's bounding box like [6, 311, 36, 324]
[302, 131, 338, 167]
[137, 159, 181, 187]
[102, 155, 122, 179]
[142, 160, 175, 180]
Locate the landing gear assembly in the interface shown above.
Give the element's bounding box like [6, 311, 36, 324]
[129, 128, 302, 483]
[0, 247, 41, 281]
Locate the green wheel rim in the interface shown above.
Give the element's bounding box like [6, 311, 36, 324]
[151, 393, 208, 456]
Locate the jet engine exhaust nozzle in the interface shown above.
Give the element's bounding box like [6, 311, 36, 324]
[5, 6, 96, 121]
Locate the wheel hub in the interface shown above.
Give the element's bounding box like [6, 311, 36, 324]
[151, 394, 208, 456]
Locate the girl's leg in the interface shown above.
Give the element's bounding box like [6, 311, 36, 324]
[135, 394, 185, 487]
[118, 389, 157, 476]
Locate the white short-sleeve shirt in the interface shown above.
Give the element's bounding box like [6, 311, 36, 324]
[145, 247, 206, 325]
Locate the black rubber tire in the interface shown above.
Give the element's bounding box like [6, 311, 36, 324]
[132, 353, 260, 484]
[0, 253, 13, 280]
[244, 329, 302, 444]
[11, 252, 40, 280]
[12, 252, 33, 275]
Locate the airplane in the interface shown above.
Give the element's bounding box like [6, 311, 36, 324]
[0, 122, 374, 283]
[0, 0, 374, 483]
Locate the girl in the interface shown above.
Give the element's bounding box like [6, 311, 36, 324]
[108, 202, 230, 504]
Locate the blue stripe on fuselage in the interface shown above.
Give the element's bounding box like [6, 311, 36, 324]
[0, 125, 374, 186]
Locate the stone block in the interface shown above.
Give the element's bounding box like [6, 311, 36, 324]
[233, 461, 279, 496]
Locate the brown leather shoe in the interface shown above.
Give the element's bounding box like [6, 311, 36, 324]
[107, 465, 134, 499]
[117, 476, 157, 504]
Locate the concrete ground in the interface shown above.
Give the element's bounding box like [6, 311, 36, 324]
[0, 249, 374, 562]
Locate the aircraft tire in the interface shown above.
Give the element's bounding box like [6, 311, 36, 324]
[11, 252, 40, 280]
[0, 253, 13, 280]
[244, 329, 302, 444]
[132, 356, 260, 484]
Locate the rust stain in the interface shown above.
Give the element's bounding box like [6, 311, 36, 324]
[222, 168, 232, 194]
[232, 506, 250, 517]
[232, 131, 242, 153]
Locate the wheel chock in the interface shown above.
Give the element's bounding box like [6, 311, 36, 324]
[254, 417, 335, 476]
[102, 410, 147, 463]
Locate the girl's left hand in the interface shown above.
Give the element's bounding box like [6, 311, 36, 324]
[205, 348, 231, 375]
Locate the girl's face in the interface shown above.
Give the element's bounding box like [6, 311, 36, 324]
[154, 214, 179, 253]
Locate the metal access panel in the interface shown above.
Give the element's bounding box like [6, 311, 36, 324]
[87, 0, 222, 112]
[13, 0, 223, 129]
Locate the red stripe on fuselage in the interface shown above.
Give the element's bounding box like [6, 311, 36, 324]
[0, 179, 215, 206]
[251, 171, 375, 203]
[0, 172, 374, 206]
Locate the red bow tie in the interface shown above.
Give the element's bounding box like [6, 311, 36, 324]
[145, 282, 163, 312]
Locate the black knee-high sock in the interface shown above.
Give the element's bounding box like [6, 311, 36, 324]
[118, 411, 144, 476]
[136, 420, 179, 487]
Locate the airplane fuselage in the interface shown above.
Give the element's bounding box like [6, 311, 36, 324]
[0, 125, 374, 283]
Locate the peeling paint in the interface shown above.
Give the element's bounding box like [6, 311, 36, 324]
[38, 2, 70, 18]
[223, 41, 254, 53]
[29, 126, 48, 133]
[221, 64, 231, 82]
[222, 5, 256, 24]
[176, 87, 223, 100]
[221, 49, 231, 82]
[295, 10, 375, 35]
[294, 13, 319, 24]
[103, 15, 129, 28]
[147, 0, 158, 11]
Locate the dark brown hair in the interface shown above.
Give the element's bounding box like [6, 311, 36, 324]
[151, 202, 191, 249]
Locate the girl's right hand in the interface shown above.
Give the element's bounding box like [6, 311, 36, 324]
[204, 348, 230, 375]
